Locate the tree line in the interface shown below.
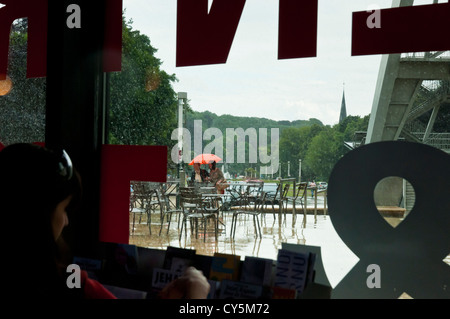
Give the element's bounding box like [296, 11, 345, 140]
[185, 110, 370, 182]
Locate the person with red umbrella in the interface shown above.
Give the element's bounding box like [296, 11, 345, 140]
[208, 160, 227, 194]
[189, 153, 222, 166]
[191, 162, 209, 182]
[189, 154, 221, 184]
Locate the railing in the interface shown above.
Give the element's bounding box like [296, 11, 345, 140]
[401, 51, 450, 60]
[407, 90, 446, 121]
[402, 80, 449, 151]
[412, 132, 450, 151]
[403, 120, 427, 135]
[406, 80, 449, 120]
[303, 188, 328, 219]
[278, 178, 328, 222]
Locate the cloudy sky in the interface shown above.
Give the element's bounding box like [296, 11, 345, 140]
[123, 0, 437, 125]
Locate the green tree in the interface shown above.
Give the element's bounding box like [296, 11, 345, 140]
[279, 124, 326, 178]
[336, 115, 370, 140]
[0, 16, 180, 151]
[304, 127, 346, 181]
[108, 18, 178, 147]
[184, 110, 325, 177]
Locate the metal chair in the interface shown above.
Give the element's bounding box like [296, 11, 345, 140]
[286, 182, 308, 226]
[231, 191, 267, 239]
[129, 181, 152, 234]
[264, 183, 280, 218]
[144, 189, 161, 235]
[236, 184, 253, 210]
[222, 184, 245, 211]
[161, 181, 179, 210]
[246, 181, 264, 205]
[179, 190, 219, 242]
[279, 183, 291, 221]
[179, 187, 197, 224]
[157, 190, 183, 235]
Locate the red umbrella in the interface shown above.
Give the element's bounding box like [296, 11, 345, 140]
[189, 153, 222, 165]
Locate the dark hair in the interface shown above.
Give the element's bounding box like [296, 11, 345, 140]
[209, 161, 216, 170]
[0, 143, 83, 298]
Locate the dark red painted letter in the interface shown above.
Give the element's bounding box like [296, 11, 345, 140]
[0, 0, 48, 80]
[352, 3, 450, 56]
[0, 0, 122, 80]
[278, 0, 318, 59]
[99, 145, 167, 244]
[176, 0, 246, 67]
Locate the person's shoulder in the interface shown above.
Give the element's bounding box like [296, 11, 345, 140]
[81, 270, 117, 299]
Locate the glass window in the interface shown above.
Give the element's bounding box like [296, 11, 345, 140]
[0, 18, 46, 146]
[110, 1, 450, 289]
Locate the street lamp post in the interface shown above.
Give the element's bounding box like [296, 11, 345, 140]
[299, 159, 302, 183]
[177, 92, 187, 191]
[176, 92, 187, 209]
[279, 162, 282, 179]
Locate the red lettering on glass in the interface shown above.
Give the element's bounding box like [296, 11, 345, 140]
[103, 0, 123, 72]
[99, 145, 167, 244]
[176, 0, 246, 67]
[177, 1, 450, 66]
[0, 0, 48, 80]
[352, 3, 450, 56]
[2, 2, 448, 75]
[0, 0, 122, 80]
[176, 0, 318, 66]
[278, 0, 318, 59]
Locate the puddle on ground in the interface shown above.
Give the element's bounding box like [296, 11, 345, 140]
[129, 209, 361, 287]
[129, 209, 449, 288]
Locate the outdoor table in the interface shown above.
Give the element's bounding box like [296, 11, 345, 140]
[201, 193, 228, 202]
[201, 193, 224, 197]
[227, 182, 261, 194]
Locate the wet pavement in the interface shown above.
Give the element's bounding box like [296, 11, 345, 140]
[130, 203, 356, 288]
[128, 198, 449, 289]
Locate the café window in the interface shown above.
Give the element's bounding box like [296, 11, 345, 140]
[0, 1, 448, 297]
[0, 18, 46, 147]
[117, 0, 450, 289]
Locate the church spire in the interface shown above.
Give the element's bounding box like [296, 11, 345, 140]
[339, 83, 347, 123]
